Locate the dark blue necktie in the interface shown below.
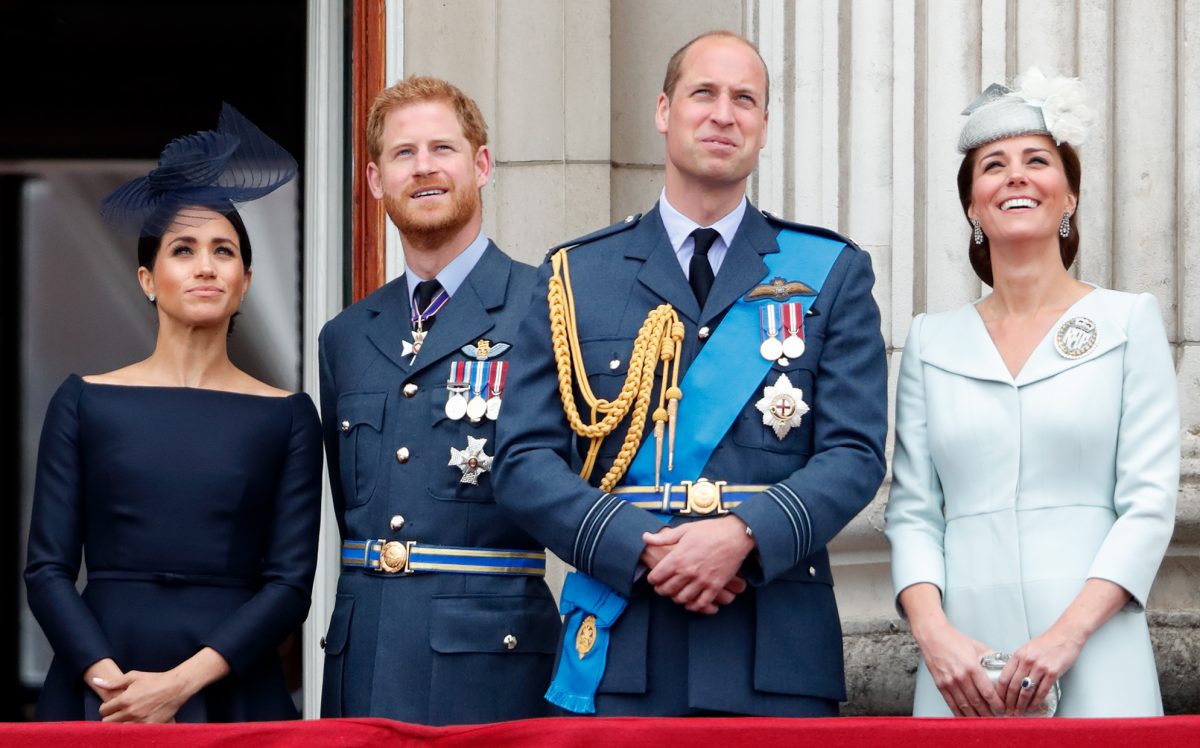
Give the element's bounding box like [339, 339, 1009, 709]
[689, 228, 719, 308]
[413, 279, 443, 330]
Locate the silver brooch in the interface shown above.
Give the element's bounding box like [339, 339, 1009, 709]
[1054, 316, 1097, 359]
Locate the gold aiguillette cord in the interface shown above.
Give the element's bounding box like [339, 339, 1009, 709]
[548, 248, 684, 491]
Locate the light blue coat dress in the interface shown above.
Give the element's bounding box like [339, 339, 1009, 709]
[885, 288, 1178, 717]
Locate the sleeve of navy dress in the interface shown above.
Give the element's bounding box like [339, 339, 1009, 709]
[24, 376, 115, 676]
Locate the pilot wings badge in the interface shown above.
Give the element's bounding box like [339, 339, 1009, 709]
[745, 276, 816, 302]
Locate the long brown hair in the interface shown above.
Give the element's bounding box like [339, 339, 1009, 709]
[956, 141, 1081, 287]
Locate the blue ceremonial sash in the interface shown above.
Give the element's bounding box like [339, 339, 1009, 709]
[546, 227, 846, 713]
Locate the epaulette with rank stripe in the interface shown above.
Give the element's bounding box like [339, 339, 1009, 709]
[542, 213, 643, 263]
[759, 209, 860, 250]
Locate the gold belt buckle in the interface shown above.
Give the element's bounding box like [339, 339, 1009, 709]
[377, 540, 415, 574]
[680, 478, 728, 515]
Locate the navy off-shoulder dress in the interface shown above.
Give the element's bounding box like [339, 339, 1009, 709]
[25, 375, 323, 721]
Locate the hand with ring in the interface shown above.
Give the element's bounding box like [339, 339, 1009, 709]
[999, 632, 1079, 715]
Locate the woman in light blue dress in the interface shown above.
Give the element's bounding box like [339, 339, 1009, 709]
[885, 70, 1178, 718]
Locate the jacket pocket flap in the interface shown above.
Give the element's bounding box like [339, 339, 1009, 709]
[430, 594, 558, 654]
[324, 594, 354, 656]
[337, 391, 387, 432]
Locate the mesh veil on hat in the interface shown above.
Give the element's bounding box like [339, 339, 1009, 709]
[957, 68, 1096, 153]
[101, 103, 297, 236]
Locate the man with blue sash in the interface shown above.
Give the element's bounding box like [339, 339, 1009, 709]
[493, 31, 887, 716]
[318, 77, 559, 724]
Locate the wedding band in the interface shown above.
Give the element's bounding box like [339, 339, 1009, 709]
[1021, 676, 1036, 690]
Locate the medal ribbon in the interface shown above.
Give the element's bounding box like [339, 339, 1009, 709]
[490, 360, 507, 397]
[759, 303, 780, 344]
[472, 359, 488, 398]
[783, 302, 804, 340]
[411, 288, 450, 328]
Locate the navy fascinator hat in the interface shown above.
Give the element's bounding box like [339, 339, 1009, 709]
[101, 103, 297, 237]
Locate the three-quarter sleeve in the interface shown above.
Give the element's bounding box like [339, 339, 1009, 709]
[1086, 293, 1179, 608]
[25, 376, 115, 675]
[884, 314, 950, 614]
[201, 395, 324, 674]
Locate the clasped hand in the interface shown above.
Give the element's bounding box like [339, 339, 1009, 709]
[641, 516, 755, 615]
[91, 669, 188, 723]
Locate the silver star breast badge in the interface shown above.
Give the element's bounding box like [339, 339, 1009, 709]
[449, 436, 493, 485]
[755, 372, 810, 440]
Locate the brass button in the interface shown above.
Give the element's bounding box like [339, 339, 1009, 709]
[808, 566, 817, 577]
[403, 383, 419, 398]
[340, 420, 350, 433]
[608, 358, 620, 370]
[503, 634, 518, 650]
[698, 326, 711, 340]
[319, 636, 327, 650]
[396, 447, 410, 463]
[389, 515, 406, 531]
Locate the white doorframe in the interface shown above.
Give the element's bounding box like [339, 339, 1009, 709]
[302, 0, 346, 719]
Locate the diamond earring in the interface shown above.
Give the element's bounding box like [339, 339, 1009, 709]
[1059, 212, 1071, 238]
[972, 218, 984, 245]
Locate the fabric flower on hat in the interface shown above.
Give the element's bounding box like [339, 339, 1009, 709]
[1011, 67, 1096, 147]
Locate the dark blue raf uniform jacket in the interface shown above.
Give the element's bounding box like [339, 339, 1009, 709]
[493, 206, 888, 716]
[318, 244, 560, 725]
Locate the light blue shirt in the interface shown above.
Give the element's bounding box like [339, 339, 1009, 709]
[403, 229, 489, 304]
[657, 189, 748, 279]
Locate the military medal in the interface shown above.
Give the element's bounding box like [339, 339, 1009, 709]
[401, 329, 427, 364]
[444, 361, 469, 420]
[404, 285, 450, 363]
[759, 304, 784, 361]
[781, 302, 806, 359]
[755, 372, 810, 440]
[449, 435, 492, 485]
[486, 360, 507, 420]
[466, 360, 489, 422]
[1054, 316, 1097, 359]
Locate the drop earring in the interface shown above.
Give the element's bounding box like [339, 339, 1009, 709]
[972, 218, 984, 245]
[1059, 212, 1071, 238]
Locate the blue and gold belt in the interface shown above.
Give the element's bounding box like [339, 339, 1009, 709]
[610, 479, 770, 515]
[341, 539, 546, 576]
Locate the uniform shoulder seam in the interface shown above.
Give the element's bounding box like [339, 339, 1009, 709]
[543, 214, 643, 262]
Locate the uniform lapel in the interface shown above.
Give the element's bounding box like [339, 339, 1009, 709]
[363, 277, 416, 373]
[629, 206, 701, 322]
[405, 242, 507, 378]
[700, 206, 773, 326]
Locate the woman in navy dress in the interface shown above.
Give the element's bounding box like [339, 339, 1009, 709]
[24, 105, 322, 722]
